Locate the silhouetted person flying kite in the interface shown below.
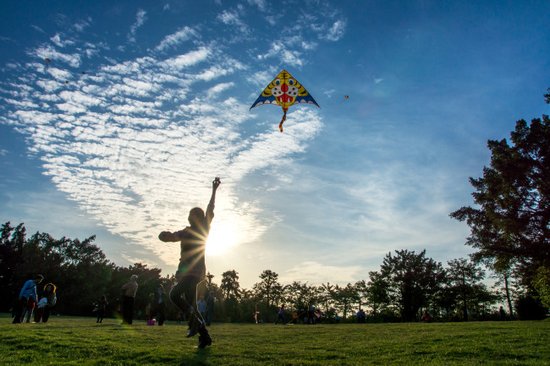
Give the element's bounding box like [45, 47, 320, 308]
[158, 177, 221, 349]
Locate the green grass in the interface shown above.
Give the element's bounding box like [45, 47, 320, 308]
[1, 316, 549, 365]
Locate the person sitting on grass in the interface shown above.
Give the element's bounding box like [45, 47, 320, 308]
[34, 282, 57, 323]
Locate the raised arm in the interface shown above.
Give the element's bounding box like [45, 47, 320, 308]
[206, 177, 221, 225]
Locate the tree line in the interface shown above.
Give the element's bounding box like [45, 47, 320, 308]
[0, 221, 545, 323]
[1, 90, 548, 323]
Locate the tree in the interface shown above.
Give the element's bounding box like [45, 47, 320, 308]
[220, 270, 241, 321]
[252, 270, 283, 310]
[220, 270, 241, 300]
[0, 222, 25, 311]
[533, 266, 550, 309]
[379, 249, 445, 321]
[331, 283, 359, 320]
[366, 271, 390, 317]
[444, 258, 494, 321]
[451, 97, 550, 289]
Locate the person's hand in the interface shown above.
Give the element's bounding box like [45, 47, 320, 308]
[158, 231, 171, 241]
[212, 177, 221, 190]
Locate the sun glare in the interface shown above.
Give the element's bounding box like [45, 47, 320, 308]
[206, 220, 237, 256]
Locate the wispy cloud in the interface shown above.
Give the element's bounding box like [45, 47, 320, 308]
[154, 26, 199, 52]
[1, 34, 322, 267]
[128, 9, 147, 43]
[324, 20, 347, 41]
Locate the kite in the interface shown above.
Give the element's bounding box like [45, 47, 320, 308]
[250, 69, 320, 132]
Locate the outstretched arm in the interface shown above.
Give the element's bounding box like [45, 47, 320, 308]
[206, 177, 221, 225]
[158, 231, 181, 242]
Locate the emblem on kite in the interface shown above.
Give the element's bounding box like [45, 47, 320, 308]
[250, 69, 320, 132]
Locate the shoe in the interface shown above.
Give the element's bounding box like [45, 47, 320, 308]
[198, 333, 212, 349]
[186, 327, 198, 338]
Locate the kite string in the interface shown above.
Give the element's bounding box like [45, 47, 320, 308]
[279, 110, 287, 132]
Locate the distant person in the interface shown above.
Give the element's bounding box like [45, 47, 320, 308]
[197, 296, 207, 321]
[12, 274, 43, 324]
[421, 311, 433, 323]
[307, 304, 316, 324]
[153, 284, 166, 326]
[121, 274, 138, 325]
[145, 293, 155, 325]
[499, 306, 506, 321]
[158, 177, 220, 348]
[205, 290, 215, 326]
[356, 308, 366, 323]
[275, 304, 286, 324]
[34, 283, 57, 323]
[96, 295, 108, 323]
[254, 304, 260, 324]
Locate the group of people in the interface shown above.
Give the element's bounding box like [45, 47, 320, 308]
[12, 274, 57, 324]
[275, 304, 324, 325]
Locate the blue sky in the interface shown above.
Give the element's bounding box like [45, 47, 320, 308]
[1, 0, 549, 288]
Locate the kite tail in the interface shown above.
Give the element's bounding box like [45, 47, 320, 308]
[279, 110, 287, 132]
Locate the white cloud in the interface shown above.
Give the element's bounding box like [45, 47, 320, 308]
[50, 33, 74, 48]
[34, 46, 81, 68]
[217, 9, 249, 34]
[324, 19, 346, 41]
[247, 0, 267, 11]
[162, 47, 210, 70]
[2, 40, 322, 269]
[154, 26, 198, 52]
[257, 41, 304, 67]
[128, 9, 147, 43]
[207, 82, 235, 98]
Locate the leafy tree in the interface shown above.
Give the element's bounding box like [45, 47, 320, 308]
[220, 270, 241, 321]
[451, 97, 550, 289]
[220, 270, 241, 300]
[331, 283, 359, 320]
[444, 258, 495, 320]
[379, 249, 445, 321]
[533, 266, 550, 309]
[0, 222, 25, 311]
[252, 270, 284, 322]
[252, 270, 283, 309]
[366, 271, 390, 317]
[318, 282, 335, 314]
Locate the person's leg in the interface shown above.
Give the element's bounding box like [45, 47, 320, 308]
[122, 296, 130, 324]
[157, 304, 165, 325]
[12, 298, 25, 324]
[43, 307, 51, 323]
[34, 308, 43, 323]
[128, 298, 134, 324]
[170, 278, 200, 335]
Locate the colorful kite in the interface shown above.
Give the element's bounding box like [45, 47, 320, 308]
[250, 69, 320, 132]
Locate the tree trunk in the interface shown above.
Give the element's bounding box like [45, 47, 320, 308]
[504, 273, 513, 318]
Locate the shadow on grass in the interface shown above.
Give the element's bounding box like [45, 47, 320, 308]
[177, 347, 211, 366]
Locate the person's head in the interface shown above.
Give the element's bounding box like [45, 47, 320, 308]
[44, 283, 56, 293]
[35, 274, 44, 284]
[188, 207, 205, 227]
[130, 274, 138, 281]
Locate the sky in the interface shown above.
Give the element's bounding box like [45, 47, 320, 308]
[0, 0, 549, 289]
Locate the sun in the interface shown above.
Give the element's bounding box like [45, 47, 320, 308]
[206, 220, 237, 256]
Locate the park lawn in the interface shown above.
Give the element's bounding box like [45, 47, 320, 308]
[0, 316, 549, 365]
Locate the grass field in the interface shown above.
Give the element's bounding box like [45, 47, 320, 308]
[1, 316, 549, 365]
